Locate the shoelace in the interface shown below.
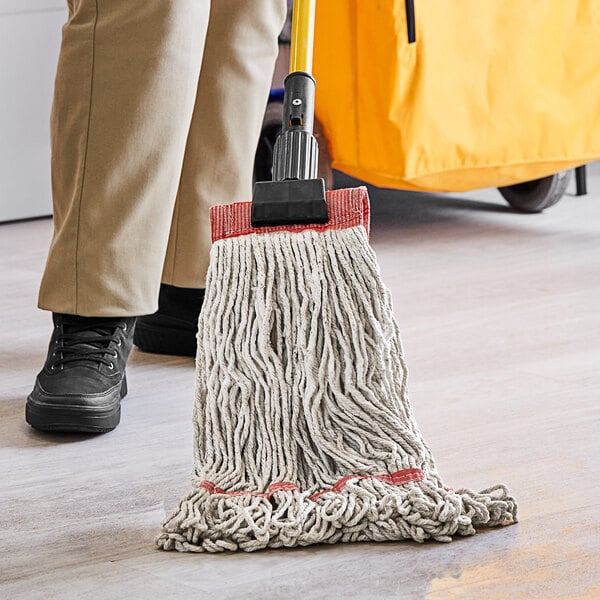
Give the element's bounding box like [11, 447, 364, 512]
[49, 320, 127, 370]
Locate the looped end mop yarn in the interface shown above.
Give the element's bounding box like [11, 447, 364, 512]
[156, 187, 517, 553]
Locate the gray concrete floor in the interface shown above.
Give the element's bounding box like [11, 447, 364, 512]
[1, 167, 599, 599]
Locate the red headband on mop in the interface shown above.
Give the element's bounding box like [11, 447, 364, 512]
[210, 186, 370, 243]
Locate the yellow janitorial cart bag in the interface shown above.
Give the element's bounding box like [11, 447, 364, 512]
[313, 0, 600, 192]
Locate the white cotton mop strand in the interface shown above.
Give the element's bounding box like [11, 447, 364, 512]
[156, 186, 517, 553]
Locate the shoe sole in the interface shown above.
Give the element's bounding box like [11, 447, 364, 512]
[25, 376, 127, 434]
[134, 322, 196, 357]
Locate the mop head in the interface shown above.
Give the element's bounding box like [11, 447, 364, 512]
[157, 187, 517, 553]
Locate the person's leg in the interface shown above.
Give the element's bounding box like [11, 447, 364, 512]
[134, 0, 287, 356]
[28, 0, 210, 433]
[38, 0, 210, 317]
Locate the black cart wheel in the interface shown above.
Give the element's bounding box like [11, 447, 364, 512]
[498, 170, 571, 213]
[253, 101, 283, 184]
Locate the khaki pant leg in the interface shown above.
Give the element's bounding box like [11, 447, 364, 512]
[161, 0, 287, 288]
[38, 0, 210, 316]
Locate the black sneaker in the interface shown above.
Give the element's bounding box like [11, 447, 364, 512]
[26, 313, 136, 433]
[134, 284, 204, 357]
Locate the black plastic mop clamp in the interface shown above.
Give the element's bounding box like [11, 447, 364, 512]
[251, 72, 329, 227]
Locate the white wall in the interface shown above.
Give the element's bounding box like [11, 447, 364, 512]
[0, 1, 67, 221]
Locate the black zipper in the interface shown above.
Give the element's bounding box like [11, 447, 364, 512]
[405, 0, 416, 43]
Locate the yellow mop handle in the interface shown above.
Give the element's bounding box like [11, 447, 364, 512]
[290, 0, 316, 74]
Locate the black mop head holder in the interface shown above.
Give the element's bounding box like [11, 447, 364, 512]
[251, 72, 329, 227]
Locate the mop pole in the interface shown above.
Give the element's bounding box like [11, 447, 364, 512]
[251, 0, 328, 227]
[290, 0, 315, 74]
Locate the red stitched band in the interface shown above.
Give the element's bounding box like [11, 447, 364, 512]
[198, 468, 424, 501]
[210, 187, 370, 243]
[309, 468, 424, 501]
